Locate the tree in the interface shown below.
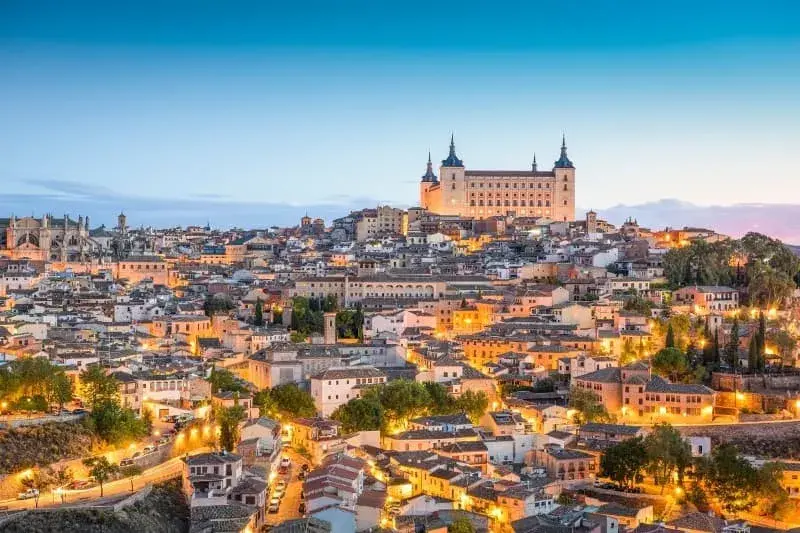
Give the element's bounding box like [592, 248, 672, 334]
[373, 380, 432, 430]
[262, 383, 317, 419]
[747, 263, 795, 309]
[455, 390, 489, 425]
[644, 423, 692, 492]
[48, 371, 73, 410]
[725, 318, 740, 370]
[20, 468, 53, 508]
[448, 514, 476, 533]
[747, 335, 760, 372]
[331, 398, 383, 434]
[83, 456, 118, 498]
[207, 366, 248, 394]
[88, 399, 150, 445]
[423, 382, 457, 415]
[203, 293, 235, 317]
[51, 466, 73, 504]
[700, 444, 759, 513]
[600, 436, 647, 490]
[568, 387, 612, 424]
[218, 404, 246, 452]
[769, 329, 797, 367]
[80, 366, 118, 409]
[253, 298, 264, 326]
[651, 348, 691, 383]
[665, 323, 676, 349]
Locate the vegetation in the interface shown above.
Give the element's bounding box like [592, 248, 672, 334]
[289, 296, 364, 340]
[448, 514, 476, 533]
[80, 367, 151, 446]
[253, 298, 264, 326]
[601, 424, 691, 494]
[0, 358, 74, 412]
[217, 404, 246, 452]
[0, 479, 190, 533]
[0, 421, 95, 474]
[207, 366, 248, 394]
[254, 383, 317, 419]
[332, 380, 490, 434]
[203, 293, 235, 316]
[83, 456, 119, 497]
[568, 386, 612, 424]
[662, 232, 800, 308]
[600, 436, 647, 490]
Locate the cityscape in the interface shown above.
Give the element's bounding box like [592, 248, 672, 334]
[3, 2, 800, 533]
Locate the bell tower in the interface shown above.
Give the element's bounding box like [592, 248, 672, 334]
[553, 134, 576, 221]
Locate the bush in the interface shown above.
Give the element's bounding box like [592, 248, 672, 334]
[0, 421, 96, 474]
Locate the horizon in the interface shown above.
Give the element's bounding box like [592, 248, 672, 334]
[2, 1, 800, 238]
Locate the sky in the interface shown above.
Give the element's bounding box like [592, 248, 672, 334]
[1, 0, 800, 233]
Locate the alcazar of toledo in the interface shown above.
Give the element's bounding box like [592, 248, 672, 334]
[420, 135, 576, 221]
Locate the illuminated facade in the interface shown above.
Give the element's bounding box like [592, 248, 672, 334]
[420, 135, 576, 221]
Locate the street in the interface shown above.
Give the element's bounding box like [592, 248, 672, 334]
[0, 453, 188, 511]
[265, 448, 310, 527]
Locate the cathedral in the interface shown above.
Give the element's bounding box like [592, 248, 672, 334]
[420, 135, 576, 221]
[0, 214, 95, 261]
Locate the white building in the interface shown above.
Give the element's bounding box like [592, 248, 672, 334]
[310, 366, 387, 417]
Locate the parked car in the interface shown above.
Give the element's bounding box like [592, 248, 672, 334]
[280, 456, 291, 468]
[120, 458, 135, 467]
[72, 408, 88, 415]
[132, 452, 142, 459]
[143, 445, 157, 454]
[297, 470, 305, 480]
[298, 502, 306, 515]
[67, 480, 92, 490]
[17, 488, 39, 500]
[268, 502, 279, 513]
[301, 463, 310, 472]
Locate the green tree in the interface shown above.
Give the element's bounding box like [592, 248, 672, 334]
[83, 456, 119, 498]
[207, 366, 248, 394]
[88, 399, 149, 445]
[253, 298, 264, 326]
[600, 436, 647, 490]
[568, 387, 612, 424]
[48, 371, 73, 410]
[80, 366, 118, 409]
[20, 468, 53, 508]
[665, 323, 676, 349]
[651, 348, 690, 383]
[374, 380, 432, 429]
[644, 423, 692, 492]
[700, 444, 759, 513]
[769, 329, 798, 367]
[331, 398, 383, 433]
[51, 466, 73, 504]
[455, 390, 489, 425]
[423, 382, 457, 415]
[263, 383, 317, 418]
[218, 404, 246, 452]
[448, 514, 476, 533]
[725, 318, 740, 370]
[747, 335, 760, 372]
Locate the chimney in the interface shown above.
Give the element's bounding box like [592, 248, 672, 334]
[323, 312, 337, 345]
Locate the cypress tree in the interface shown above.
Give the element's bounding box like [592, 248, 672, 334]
[665, 323, 676, 349]
[748, 335, 759, 371]
[254, 298, 264, 326]
[726, 318, 740, 370]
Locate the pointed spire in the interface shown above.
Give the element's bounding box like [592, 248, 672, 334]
[532, 153, 538, 172]
[554, 133, 574, 168]
[442, 133, 464, 167]
[421, 151, 438, 182]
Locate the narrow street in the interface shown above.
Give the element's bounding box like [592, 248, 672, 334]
[265, 448, 310, 527]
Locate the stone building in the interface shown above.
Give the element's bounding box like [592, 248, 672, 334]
[0, 214, 95, 261]
[420, 135, 576, 221]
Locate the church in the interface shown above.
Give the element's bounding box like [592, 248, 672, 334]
[420, 135, 576, 221]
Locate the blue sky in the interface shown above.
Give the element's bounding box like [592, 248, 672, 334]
[2, 0, 800, 229]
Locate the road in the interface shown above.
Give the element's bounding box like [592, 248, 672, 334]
[265, 448, 310, 527]
[0, 453, 191, 511]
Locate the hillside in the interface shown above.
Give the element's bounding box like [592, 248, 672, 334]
[0, 481, 190, 533]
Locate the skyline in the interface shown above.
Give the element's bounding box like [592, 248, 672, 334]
[2, 0, 800, 235]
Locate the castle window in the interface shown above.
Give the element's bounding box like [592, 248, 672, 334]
[546, 183, 550, 188]
[504, 200, 510, 206]
[512, 200, 518, 206]
[513, 183, 517, 188]
[452, 183, 456, 190]
[452, 173, 456, 179]
[538, 183, 542, 189]
[564, 200, 568, 206]
[564, 176, 568, 181]
[470, 200, 475, 206]
[546, 200, 551, 207]
[537, 200, 542, 207]
[479, 183, 484, 188]
[505, 183, 509, 188]
[521, 200, 526, 206]
[564, 184, 568, 191]
[487, 200, 492, 206]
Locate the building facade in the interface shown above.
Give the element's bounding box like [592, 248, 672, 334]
[420, 135, 576, 221]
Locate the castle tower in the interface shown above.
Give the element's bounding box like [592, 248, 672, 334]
[438, 134, 465, 215]
[117, 212, 127, 232]
[323, 312, 337, 345]
[419, 151, 438, 209]
[553, 134, 576, 222]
